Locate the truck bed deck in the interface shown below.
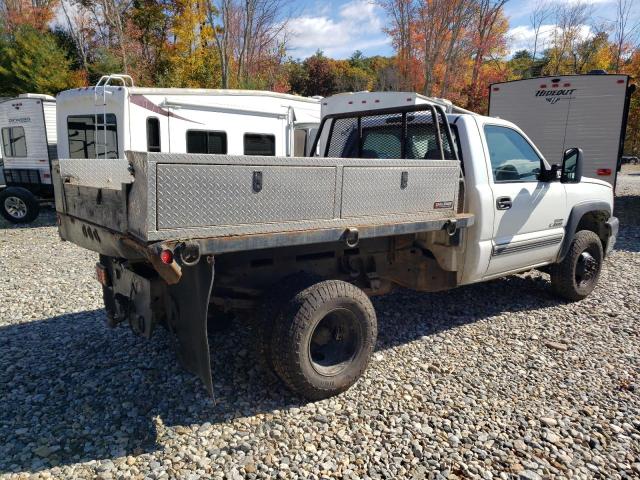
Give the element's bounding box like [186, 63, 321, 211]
[53, 152, 472, 256]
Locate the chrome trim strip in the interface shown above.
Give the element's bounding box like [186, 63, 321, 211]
[492, 234, 563, 256]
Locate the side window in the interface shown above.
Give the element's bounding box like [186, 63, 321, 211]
[146, 117, 161, 152]
[244, 133, 275, 156]
[68, 114, 118, 159]
[293, 129, 307, 157]
[186, 130, 227, 154]
[2, 126, 27, 157]
[484, 125, 542, 182]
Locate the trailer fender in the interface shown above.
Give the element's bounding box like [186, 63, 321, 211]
[166, 256, 215, 397]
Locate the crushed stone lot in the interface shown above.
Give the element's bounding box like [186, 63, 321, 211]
[0, 168, 639, 480]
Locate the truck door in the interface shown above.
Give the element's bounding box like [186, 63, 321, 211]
[483, 124, 566, 277]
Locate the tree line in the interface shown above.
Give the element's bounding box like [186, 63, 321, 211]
[0, 0, 638, 153]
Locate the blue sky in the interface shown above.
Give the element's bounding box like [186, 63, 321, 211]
[286, 0, 637, 59]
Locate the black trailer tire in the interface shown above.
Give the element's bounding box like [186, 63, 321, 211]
[550, 230, 604, 301]
[0, 187, 40, 224]
[271, 280, 377, 400]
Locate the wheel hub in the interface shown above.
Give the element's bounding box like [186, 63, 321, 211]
[575, 251, 598, 285]
[4, 196, 27, 219]
[309, 309, 362, 377]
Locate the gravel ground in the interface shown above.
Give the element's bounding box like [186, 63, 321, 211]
[0, 169, 639, 480]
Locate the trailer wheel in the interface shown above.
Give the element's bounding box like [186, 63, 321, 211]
[271, 280, 377, 400]
[550, 230, 603, 301]
[0, 187, 40, 224]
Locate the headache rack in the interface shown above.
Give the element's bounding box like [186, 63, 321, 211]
[311, 103, 458, 161]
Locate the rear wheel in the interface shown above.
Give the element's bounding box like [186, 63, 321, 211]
[271, 280, 377, 400]
[0, 187, 40, 224]
[550, 230, 603, 301]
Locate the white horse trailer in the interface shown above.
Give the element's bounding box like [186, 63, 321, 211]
[0, 94, 57, 223]
[489, 74, 635, 187]
[56, 75, 321, 164]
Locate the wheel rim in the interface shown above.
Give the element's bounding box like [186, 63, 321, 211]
[308, 308, 362, 377]
[4, 196, 27, 219]
[575, 250, 598, 287]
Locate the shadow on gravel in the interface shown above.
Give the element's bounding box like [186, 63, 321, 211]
[0, 272, 568, 474]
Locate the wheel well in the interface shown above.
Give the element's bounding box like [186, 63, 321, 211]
[576, 210, 609, 249]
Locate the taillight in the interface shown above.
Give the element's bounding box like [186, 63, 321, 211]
[160, 249, 174, 264]
[597, 169, 612, 176]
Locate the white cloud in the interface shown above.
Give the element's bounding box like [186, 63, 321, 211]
[286, 0, 391, 59]
[507, 23, 593, 57]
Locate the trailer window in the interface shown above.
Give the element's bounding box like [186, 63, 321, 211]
[1, 127, 27, 157]
[484, 125, 542, 182]
[244, 134, 275, 156]
[186, 130, 227, 154]
[67, 114, 118, 159]
[147, 117, 161, 152]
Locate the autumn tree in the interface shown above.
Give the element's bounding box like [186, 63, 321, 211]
[0, 25, 82, 95]
[379, 0, 416, 89]
[612, 0, 639, 73]
[0, 0, 58, 31]
[466, 0, 509, 111]
[529, 0, 552, 72]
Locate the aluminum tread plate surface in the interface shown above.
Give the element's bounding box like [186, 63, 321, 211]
[123, 152, 462, 242]
[58, 158, 133, 189]
[156, 164, 337, 229]
[341, 166, 459, 218]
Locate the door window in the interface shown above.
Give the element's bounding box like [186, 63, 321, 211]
[1, 126, 27, 157]
[484, 125, 542, 182]
[293, 129, 307, 157]
[68, 114, 118, 159]
[186, 130, 227, 154]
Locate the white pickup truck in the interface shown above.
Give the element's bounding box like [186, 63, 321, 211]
[52, 92, 618, 400]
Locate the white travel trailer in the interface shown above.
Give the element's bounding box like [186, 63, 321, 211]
[0, 94, 57, 223]
[489, 74, 635, 187]
[56, 75, 321, 163]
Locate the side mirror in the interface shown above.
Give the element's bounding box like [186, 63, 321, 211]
[540, 163, 561, 182]
[561, 147, 583, 183]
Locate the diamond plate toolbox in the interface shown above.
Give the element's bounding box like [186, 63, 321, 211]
[123, 152, 461, 241]
[341, 166, 459, 218]
[156, 164, 337, 229]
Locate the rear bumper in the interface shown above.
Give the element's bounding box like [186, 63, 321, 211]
[605, 216, 619, 254]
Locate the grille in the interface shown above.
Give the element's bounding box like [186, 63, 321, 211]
[4, 168, 41, 185]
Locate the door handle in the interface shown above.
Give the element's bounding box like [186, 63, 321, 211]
[496, 196, 512, 210]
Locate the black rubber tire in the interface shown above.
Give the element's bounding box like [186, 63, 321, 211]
[255, 272, 322, 373]
[0, 187, 40, 224]
[550, 230, 604, 301]
[270, 280, 377, 400]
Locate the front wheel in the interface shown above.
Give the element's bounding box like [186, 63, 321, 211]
[550, 230, 604, 301]
[0, 187, 40, 224]
[271, 280, 377, 400]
